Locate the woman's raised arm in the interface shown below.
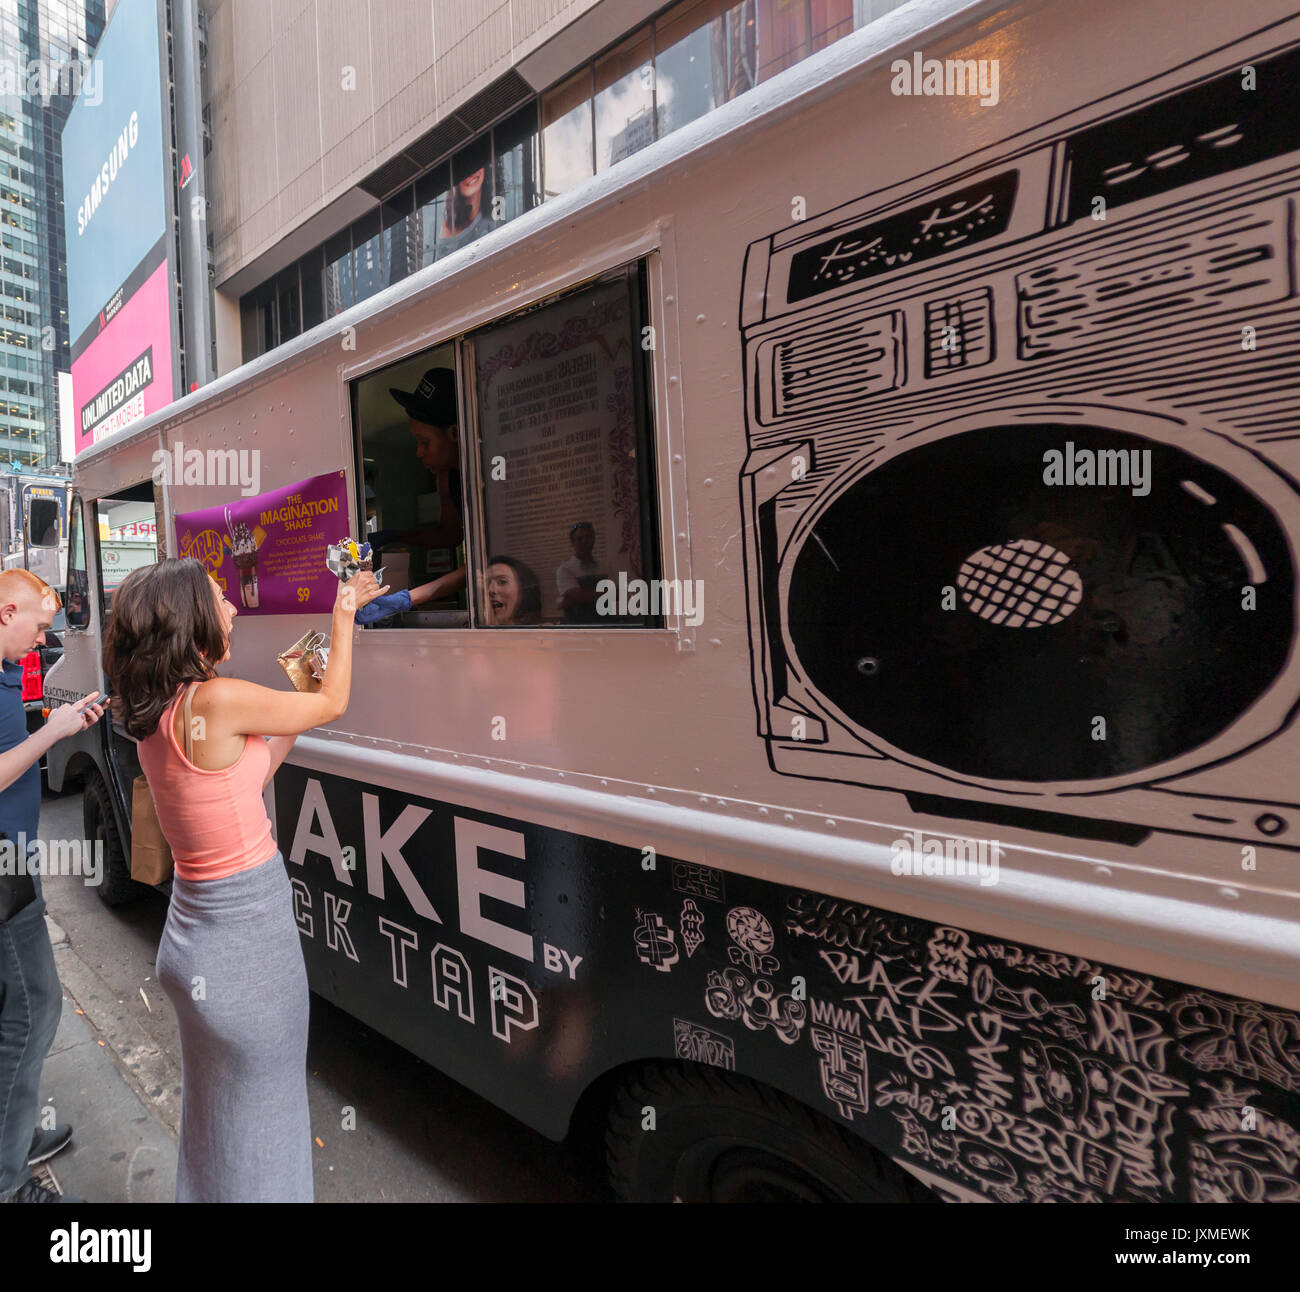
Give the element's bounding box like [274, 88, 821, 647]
[202, 573, 385, 737]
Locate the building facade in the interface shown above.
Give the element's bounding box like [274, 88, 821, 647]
[205, 0, 912, 373]
[0, 0, 105, 468]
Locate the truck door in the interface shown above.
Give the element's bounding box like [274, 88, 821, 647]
[24, 492, 64, 591]
[91, 483, 162, 819]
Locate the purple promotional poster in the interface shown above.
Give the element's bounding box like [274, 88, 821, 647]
[174, 470, 349, 615]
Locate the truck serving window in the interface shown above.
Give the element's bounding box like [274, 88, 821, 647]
[464, 260, 661, 627]
[351, 342, 470, 628]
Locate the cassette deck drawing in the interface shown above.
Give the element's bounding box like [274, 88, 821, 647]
[739, 36, 1300, 851]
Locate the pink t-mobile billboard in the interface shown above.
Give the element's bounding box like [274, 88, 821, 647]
[69, 260, 175, 453]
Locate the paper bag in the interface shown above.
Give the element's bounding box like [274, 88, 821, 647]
[131, 775, 174, 885]
[278, 630, 329, 692]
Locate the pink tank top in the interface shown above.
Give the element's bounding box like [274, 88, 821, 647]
[137, 682, 276, 882]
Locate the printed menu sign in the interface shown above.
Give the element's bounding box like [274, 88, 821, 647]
[472, 276, 646, 618]
[174, 470, 348, 615]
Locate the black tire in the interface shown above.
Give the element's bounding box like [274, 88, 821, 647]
[83, 771, 146, 908]
[604, 1062, 935, 1203]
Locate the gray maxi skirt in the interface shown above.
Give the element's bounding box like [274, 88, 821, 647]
[156, 850, 313, 1202]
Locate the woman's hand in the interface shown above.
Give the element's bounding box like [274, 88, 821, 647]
[334, 571, 388, 618]
[351, 570, 389, 611]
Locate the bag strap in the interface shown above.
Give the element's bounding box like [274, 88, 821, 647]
[182, 681, 199, 764]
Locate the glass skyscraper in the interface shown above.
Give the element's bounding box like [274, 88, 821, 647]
[0, 0, 105, 468]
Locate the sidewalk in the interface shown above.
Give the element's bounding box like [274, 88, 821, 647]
[36, 915, 176, 1203]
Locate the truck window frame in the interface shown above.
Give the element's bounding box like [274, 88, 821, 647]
[347, 342, 472, 629]
[91, 482, 162, 621]
[64, 491, 91, 632]
[343, 241, 684, 644]
[460, 258, 664, 631]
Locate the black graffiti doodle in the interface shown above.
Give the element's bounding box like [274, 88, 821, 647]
[873, 1071, 956, 1122]
[673, 1017, 736, 1071]
[1022, 1037, 1107, 1125]
[704, 966, 806, 1044]
[1021, 1040, 1187, 1198]
[1022, 1171, 1105, 1204]
[1189, 1137, 1300, 1204]
[785, 893, 927, 972]
[892, 1108, 1025, 1203]
[672, 861, 726, 903]
[811, 1024, 870, 1121]
[1187, 1077, 1300, 1151]
[927, 927, 973, 984]
[947, 1101, 1126, 1196]
[633, 909, 679, 972]
[846, 958, 965, 1040]
[971, 962, 1088, 1034]
[976, 943, 1099, 981]
[679, 899, 705, 959]
[726, 905, 780, 975]
[1090, 997, 1174, 1073]
[833, 958, 965, 1082]
[1185, 1077, 1300, 1203]
[1170, 991, 1300, 1093]
[969, 943, 1166, 1009]
[1098, 971, 1166, 1010]
[967, 1008, 1020, 1111]
[956, 1139, 1020, 1191]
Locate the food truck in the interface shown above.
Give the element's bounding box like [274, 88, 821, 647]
[44, 0, 1300, 1202]
[0, 473, 71, 589]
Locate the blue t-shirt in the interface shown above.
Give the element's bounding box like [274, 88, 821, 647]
[0, 657, 39, 851]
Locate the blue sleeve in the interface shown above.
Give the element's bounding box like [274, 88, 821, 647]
[356, 589, 413, 625]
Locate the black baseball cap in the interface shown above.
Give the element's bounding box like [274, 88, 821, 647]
[390, 367, 457, 427]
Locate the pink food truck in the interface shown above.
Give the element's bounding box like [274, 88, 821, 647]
[45, 0, 1300, 1202]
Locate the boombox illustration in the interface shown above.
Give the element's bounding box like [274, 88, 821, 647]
[739, 35, 1300, 852]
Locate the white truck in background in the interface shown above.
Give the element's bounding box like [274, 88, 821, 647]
[0, 473, 72, 589]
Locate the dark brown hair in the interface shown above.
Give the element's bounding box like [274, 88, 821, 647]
[486, 554, 541, 623]
[103, 558, 229, 739]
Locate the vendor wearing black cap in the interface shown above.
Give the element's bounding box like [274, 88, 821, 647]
[360, 367, 467, 624]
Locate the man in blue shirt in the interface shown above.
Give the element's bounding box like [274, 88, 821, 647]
[0, 570, 104, 1203]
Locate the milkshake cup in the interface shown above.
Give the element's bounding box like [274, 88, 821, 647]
[235, 554, 259, 608]
[230, 521, 260, 608]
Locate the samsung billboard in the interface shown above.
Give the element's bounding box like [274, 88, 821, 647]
[61, 0, 177, 454]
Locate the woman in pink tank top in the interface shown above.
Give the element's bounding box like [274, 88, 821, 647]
[101, 556, 386, 1202]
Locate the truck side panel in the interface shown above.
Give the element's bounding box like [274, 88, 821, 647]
[276, 764, 1300, 1203]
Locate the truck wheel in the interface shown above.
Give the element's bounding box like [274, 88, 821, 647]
[84, 771, 145, 908]
[604, 1062, 934, 1203]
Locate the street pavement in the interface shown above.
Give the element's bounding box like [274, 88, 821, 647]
[33, 784, 608, 1203]
[38, 924, 175, 1204]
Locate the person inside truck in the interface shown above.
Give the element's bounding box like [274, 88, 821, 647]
[359, 367, 467, 625]
[555, 522, 607, 624]
[485, 556, 542, 626]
